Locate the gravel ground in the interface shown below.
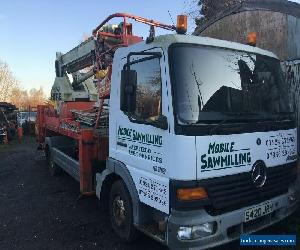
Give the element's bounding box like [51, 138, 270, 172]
[0, 136, 298, 250]
[0, 137, 166, 250]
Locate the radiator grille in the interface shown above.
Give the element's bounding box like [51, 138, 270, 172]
[202, 163, 296, 215]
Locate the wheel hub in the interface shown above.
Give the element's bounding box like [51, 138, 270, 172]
[112, 195, 126, 226]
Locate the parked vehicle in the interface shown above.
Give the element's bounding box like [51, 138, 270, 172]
[0, 110, 7, 144]
[17, 111, 36, 127]
[36, 13, 298, 250]
[0, 102, 17, 142]
[17, 111, 37, 135]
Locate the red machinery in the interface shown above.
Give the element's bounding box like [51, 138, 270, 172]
[36, 13, 177, 195]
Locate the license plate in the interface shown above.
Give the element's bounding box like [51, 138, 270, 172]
[244, 202, 273, 222]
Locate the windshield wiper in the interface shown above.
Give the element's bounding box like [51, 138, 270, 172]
[274, 112, 295, 120]
[208, 118, 230, 135]
[208, 112, 259, 135]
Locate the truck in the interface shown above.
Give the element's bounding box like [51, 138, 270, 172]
[18, 109, 37, 135]
[36, 13, 298, 249]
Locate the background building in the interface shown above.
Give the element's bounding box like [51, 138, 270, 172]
[194, 0, 300, 61]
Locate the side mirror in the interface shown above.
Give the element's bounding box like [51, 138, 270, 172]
[152, 115, 168, 130]
[120, 69, 137, 113]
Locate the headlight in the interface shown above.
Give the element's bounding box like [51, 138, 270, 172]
[177, 222, 217, 240]
[177, 226, 192, 240]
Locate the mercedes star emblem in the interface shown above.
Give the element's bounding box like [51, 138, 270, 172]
[251, 161, 267, 188]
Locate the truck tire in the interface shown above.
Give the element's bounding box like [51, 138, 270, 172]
[109, 180, 138, 242]
[45, 146, 62, 176]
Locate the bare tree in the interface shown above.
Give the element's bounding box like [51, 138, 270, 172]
[10, 87, 47, 110]
[184, 0, 242, 27]
[183, 0, 199, 33]
[184, 0, 200, 20]
[0, 59, 47, 109]
[28, 87, 46, 107]
[10, 87, 29, 109]
[0, 60, 19, 102]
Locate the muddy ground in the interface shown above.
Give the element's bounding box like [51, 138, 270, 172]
[0, 136, 299, 250]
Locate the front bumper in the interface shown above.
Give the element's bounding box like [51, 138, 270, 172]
[166, 187, 298, 250]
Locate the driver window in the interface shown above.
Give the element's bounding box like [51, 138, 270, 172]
[130, 57, 162, 121]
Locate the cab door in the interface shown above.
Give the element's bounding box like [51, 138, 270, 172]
[115, 48, 170, 214]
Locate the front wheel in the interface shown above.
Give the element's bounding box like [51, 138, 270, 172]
[109, 180, 138, 242]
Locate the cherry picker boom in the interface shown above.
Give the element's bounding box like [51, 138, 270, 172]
[37, 13, 178, 194]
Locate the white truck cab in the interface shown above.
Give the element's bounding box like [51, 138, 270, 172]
[95, 34, 298, 249]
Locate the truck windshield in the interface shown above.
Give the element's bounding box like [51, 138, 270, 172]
[169, 44, 292, 124]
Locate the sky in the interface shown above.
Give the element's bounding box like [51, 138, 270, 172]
[0, 0, 187, 95]
[0, 0, 299, 96]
